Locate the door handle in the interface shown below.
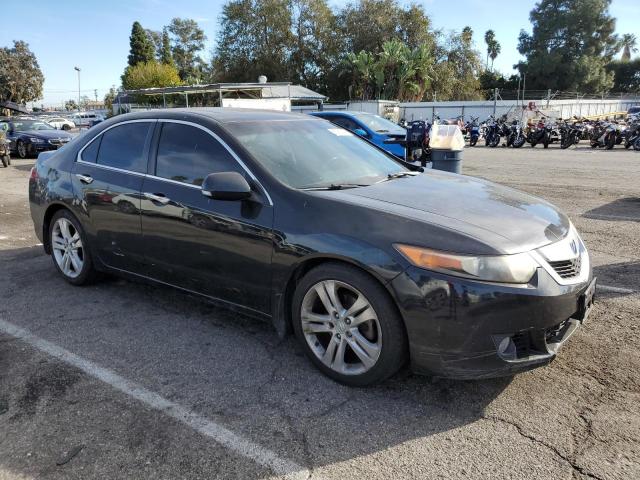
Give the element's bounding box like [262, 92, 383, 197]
[75, 174, 93, 184]
[143, 192, 170, 204]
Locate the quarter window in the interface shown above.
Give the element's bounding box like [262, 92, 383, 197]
[96, 122, 151, 173]
[155, 123, 239, 186]
[81, 137, 101, 163]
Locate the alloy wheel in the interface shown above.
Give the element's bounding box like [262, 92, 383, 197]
[300, 280, 382, 376]
[17, 141, 28, 158]
[51, 217, 84, 278]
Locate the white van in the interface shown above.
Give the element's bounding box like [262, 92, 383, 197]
[70, 112, 105, 128]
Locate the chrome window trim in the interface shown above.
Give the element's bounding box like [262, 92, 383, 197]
[75, 118, 274, 206]
[75, 119, 156, 169]
[157, 119, 273, 206]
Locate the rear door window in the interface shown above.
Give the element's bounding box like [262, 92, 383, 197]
[155, 122, 240, 186]
[332, 116, 363, 132]
[96, 122, 152, 173]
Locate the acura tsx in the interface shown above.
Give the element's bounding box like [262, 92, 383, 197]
[28, 109, 596, 386]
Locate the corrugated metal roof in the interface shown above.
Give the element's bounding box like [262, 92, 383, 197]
[120, 82, 327, 101]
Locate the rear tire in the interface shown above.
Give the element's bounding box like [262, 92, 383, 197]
[1, 156, 7, 168]
[62, 124, 71, 131]
[292, 263, 407, 386]
[48, 209, 99, 286]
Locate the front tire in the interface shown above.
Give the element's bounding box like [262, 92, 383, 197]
[49, 210, 98, 285]
[16, 140, 29, 159]
[292, 263, 407, 386]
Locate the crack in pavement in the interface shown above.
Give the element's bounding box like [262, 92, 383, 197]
[483, 415, 605, 480]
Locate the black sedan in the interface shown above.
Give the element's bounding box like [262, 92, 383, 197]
[28, 109, 595, 386]
[1, 118, 73, 158]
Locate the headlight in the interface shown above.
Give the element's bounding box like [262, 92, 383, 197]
[29, 137, 44, 143]
[394, 244, 539, 284]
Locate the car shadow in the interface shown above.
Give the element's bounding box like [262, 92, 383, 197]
[0, 245, 512, 478]
[583, 197, 640, 222]
[593, 260, 640, 296]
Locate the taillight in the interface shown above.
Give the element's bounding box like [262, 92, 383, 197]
[29, 167, 38, 180]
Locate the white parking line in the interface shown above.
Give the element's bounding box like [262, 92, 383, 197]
[0, 318, 311, 480]
[597, 284, 636, 294]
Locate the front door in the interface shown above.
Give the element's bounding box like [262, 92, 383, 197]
[71, 120, 154, 271]
[140, 121, 274, 315]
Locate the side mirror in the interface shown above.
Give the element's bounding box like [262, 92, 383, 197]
[353, 128, 368, 137]
[201, 171, 252, 201]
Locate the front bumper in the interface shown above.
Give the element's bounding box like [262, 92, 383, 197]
[390, 265, 594, 379]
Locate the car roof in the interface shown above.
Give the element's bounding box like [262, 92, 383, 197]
[111, 108, 314, 125]
[311, 110, 376, 117]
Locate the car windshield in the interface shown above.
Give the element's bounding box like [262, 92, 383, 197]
[227, 119, 406, 189]
[12, 120, 56, 131]
[350, 113, 405, 133]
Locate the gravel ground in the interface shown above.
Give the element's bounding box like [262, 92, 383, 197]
[0, 144, 638, 480]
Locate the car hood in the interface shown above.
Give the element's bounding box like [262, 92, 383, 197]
[19, 130, 72, 139]
[321, 170, 570, 255]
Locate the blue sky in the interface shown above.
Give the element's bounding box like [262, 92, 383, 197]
[1, 0, 637, 107]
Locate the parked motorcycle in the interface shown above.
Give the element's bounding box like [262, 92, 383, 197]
[484, 115, 500, 147]
[590, 121, 617, 149]
[526, 120, 551, 148]
[559, 121, 581, 149]
[623, 119, 640, 150]
[465, 116, 481, 146]
[0, 128, 11, 168]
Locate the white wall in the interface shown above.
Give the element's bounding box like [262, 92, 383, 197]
[398, 98, 640, 122]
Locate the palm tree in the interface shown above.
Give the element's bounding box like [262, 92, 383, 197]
[621, 34, 638, 62]
[489, 40, 501, 70]
[484, 30, 496, 69]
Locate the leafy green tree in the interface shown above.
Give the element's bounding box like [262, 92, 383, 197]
[290, 0, 340, 92]
[213, 0, 293, 83]
[620, 34, 637, 62]
[128, 21, 155, 66]
[0, 40, 44, 104]
[430, 27, 482, 101]
[516, 0, 619, 92]
[167, 18, 207, 82]
[338, 0, 433, 55]
[607, 60, 640, 92]
[64, 99, 77, 111]
[122, 61, 182, 90]
[342, 40, 432, 101]
[159, 29, 174, 66]
[103, 87, 118, 115]
[146, 29, 163, 56]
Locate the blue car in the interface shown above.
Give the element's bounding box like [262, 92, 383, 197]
[310, 111, 406, 158]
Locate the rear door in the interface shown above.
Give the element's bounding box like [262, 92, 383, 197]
[140, 120, 274, 314]
[71, 120, 155, 271]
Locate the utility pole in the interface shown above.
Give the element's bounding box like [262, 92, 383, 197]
[493, 88, 498, 116]
[74, 66, 81, 112]
[94, 89, 98, 103]
[546, 88, 551, 108]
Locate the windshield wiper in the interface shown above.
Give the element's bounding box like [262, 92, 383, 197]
[377, 171, 421, 183]
[376, 129, 389, 133]
[300, 183, 370, 191]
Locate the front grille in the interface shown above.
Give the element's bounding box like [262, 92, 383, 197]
[548, 256, 581, 279]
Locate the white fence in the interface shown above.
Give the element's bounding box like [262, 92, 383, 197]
[398, 98, 640, 122]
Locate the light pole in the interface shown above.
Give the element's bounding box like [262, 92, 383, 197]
[74, 66, 81, 112]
